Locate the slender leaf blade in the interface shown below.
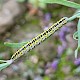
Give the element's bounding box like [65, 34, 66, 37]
[0, 63, 10, 71]
[39, 0, 80, 9]
[0, 60, 12, 71]
[4, 41, 29, 48]
[73, 31, 78, 40]
[74, 18, 80, 58]
[78, 18, 80, 48]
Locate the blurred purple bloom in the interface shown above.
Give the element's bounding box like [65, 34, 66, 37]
[74, 58, 80, 65]
[57, 45, 64, 56]
[43, 26, 49, 30]
[59, 26, 70, 42]
[51, 59, 59, 70]
[57, 26, 70, 56]
[45, 62, 51, 68]
[43, 23, 52, 31]
[44, 13, 51, 22]
[42, 13, 51, 31]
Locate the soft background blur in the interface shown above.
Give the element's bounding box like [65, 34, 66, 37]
[0, 0, 80, 80]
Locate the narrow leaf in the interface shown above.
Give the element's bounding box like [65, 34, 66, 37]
[75, 48, 78, 59]
[77, 18, 80, 48]
[4, 41, 29, 48]
[0, 60, 8, 63]
[74, 18, 80, 58]
[0, 60, 12, 71]
[0, 63, 10, 71]
[73, 31, 78, 40]
[68, 12, 80, 22]
[39, 0, 80, 9]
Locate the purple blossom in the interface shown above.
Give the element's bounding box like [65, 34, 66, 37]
[74, 58, 80, 65]
[44, 13, 51, 22]
[43, 26, 49, 30]
[51, 59, 59, 70]
[57, 26, 70, 56]
[59, 26, 70, 42]
[57, 45, 64, 56]
[42, 13, 51, 31]
[43, 23, 52, 31]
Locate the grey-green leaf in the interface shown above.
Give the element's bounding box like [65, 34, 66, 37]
[39, 0, 80, 9]
[73, 31, 78, 40]
[74, 18, 80, 59]
[4, 42, 28, 48]
[0, 60, 12, 71]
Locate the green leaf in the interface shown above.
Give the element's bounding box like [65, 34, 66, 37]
[68, 12, 80, 22]
[75, 48, 78, 59]
[74, 18, 80, 58]
[0, 60, 12, 71]
[39, 0, 80, 9]
[73, 31, 78, 40]
[74, 9, 80, 15]
[0, 63, 10, 71]
[0, 60, 8, 63]
[77, 18, 80, 48]
[4, 41, 29, 48]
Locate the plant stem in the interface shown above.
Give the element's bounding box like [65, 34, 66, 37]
[68, 12, 80, 21]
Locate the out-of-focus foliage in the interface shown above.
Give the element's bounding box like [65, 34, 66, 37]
[29, 0, 46, 8]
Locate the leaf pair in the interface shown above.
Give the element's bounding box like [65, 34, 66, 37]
[0, 40, 30, 71]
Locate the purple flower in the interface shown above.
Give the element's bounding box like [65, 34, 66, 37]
[43, 26, 49, 30]
[44, 13, 51, 22]
[74, 58, 80, 65]
[59, 26, 69, 42]
[57, 26, 70, 56]
[57, 45, 64, 56]
[42, 13, 51, 31]
[51, 59, 59, 70]
[43, 23, 52, 31]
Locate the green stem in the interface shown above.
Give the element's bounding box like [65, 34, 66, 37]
[77, 18, 80, 48]
[68, 13, 80, 21]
